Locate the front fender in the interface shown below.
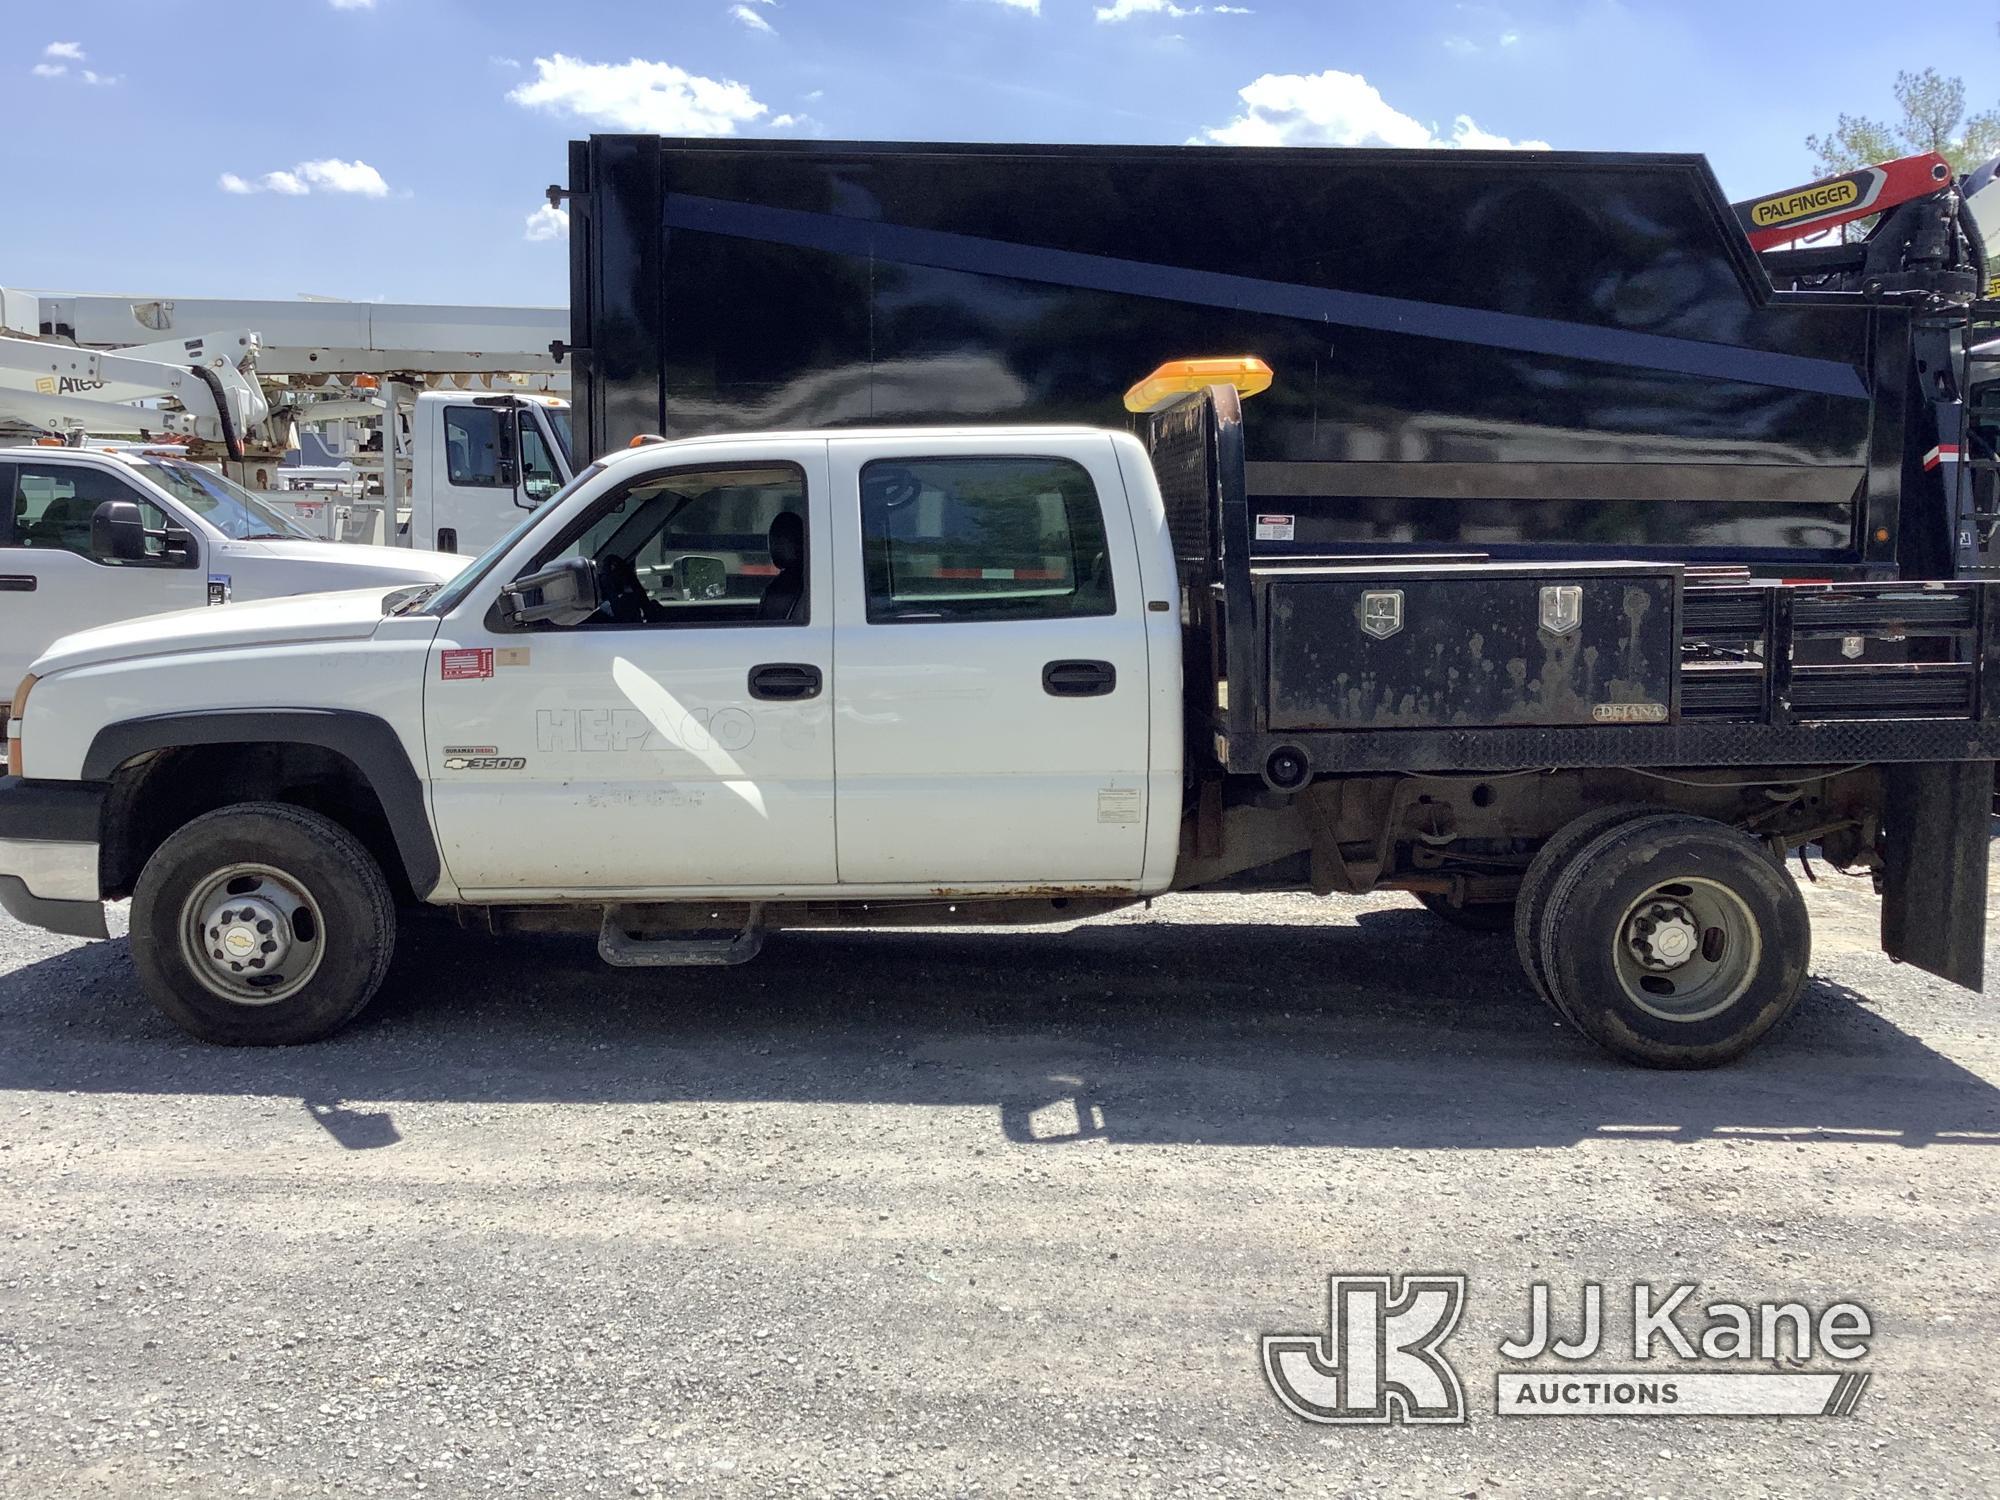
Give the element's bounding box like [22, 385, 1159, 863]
[83, 709, 441, 898]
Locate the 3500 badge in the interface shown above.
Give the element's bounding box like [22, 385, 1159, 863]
[440, 746, 527, 772]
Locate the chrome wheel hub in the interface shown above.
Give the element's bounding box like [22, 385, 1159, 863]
[1628, 901, 1701, 970]
[1609, 878, 1761, 1024]
[180, 864, 326, 1006]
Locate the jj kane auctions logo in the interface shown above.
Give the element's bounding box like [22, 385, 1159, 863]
[1263, 1275, 1873, 1423]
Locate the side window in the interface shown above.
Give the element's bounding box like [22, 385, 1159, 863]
[517, 413, 562, 506]
[444, 407, 504, 487]
[860, 456, 1115, 624]
[12, 463, 176, 564]
[536, 463, 808, 628]
[0, 464, 15, 546]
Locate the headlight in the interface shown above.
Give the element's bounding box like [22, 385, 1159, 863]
[6, 673, 36, 778]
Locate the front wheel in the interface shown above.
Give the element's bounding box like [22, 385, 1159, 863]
[1537, 814, 1810, 1069]
[130, 802, 397, 1045]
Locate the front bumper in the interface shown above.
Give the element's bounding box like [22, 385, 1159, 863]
[0, 778, 107, 939]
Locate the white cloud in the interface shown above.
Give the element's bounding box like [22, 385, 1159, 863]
[971, 0, 1040, 11]
[525, 203, 570, 242]
[508, 54, 771, 135]
[1097, 0, 1196, 19]
[489, 55, 522, 69]
[1197, 69, 1549, 150]
[35, 44, 119, 84]
[1446, 27, 1523, 55]
[296, 158, 389, 195]
[217, 158, 392, 197]
[1446, 115, 1538, 150]
[328, 0, 377, 9]
[730, 3, 776, 34]
[1096, 0, 1248, 18]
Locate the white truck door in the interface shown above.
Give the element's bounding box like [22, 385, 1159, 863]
[423, 401, 569, 556]
[0, 457, 206, 691]
[422, 441, 836, 895]
[827, 436, 1153, 888]
[517, 406, 570, 501]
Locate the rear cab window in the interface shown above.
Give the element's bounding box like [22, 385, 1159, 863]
[858, 456, 1115, 624]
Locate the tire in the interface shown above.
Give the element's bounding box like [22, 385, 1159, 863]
[1512, 804, 1660, 1022]
[1414, 891, 1516, 933]
[1537, 814, 1810, 1069]
[130, 802, 397, 1045]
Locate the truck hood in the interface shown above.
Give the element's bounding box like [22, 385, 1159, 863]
[218, 537, 467, 587]
[31, 587, 421, 675]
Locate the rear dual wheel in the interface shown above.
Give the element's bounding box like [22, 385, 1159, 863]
[1513, 804, 1660, 1024]
[1518, 812, 1810, 1068]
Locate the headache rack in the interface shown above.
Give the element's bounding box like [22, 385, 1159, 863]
[1150, 385, 2000, 785]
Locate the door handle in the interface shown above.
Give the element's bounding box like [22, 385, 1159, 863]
[749, 662, 823, 701]
[0, 576, 36, 592]
[1043, 659, 1116, 697]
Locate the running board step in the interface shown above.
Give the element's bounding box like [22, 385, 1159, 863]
[597, 905, 766, 967]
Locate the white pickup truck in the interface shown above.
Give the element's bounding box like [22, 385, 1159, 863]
[0, 445, 466, 704]
[2, 380, 1995, 1069]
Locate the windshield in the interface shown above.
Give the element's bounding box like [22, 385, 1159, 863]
[134, 459, 321, 541]
[546, 407, 573, 464]
[420, 460, 608, 616]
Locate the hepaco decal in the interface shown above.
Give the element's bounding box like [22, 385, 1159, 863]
[440, 647, 495, 681]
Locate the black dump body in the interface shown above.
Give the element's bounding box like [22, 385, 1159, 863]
[566, 134, 1931, 577]
[1149, 382, 2000, 781]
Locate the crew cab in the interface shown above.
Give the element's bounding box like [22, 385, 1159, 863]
[0, 445, 468, 706]
[2, 375, 1995, 1068]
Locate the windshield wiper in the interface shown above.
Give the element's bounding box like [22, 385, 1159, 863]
[384, 583, 441, 616]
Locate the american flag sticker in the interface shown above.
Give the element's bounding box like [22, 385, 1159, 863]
[440, 647, 495, 681]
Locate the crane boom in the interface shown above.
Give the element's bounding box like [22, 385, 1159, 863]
[1732, 152, 1956, 251]
[5, 291, 564, 376]
[0, 329, 269, 457]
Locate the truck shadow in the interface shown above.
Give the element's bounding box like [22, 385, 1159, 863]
[1, 904, 1996, 1153]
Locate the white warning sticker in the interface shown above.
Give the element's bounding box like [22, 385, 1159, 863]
[1097, 788, 1142, 825]
[1255, 513, 1296, 542]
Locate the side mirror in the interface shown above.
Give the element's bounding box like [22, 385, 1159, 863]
[90, 500, 148, 562]
[496, 459, 519, 488]
[673, 554, 728, 600]
[502, 556, 601, 626]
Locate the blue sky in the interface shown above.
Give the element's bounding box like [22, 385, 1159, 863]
[4, 0, 1995, 308]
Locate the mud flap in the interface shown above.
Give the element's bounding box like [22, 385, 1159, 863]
[1880, 761, 1991, 992]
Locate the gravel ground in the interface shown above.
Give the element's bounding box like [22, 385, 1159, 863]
[1, 856, 1997, 1499]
